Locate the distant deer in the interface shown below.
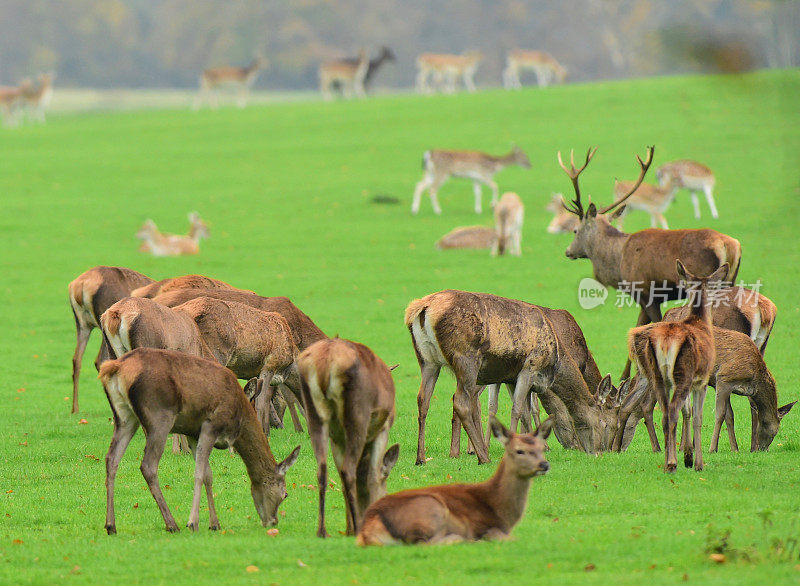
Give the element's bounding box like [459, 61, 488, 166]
[657, 160, 717, 219]
[0, 80, 29, 126]
[98, 348, 300, 534]
[357, 416, 552, 545]
[416, 52, 482, 94]
[546, 194, 580, 234]
[412, 146, 531, 215]
[321, 47, 395, 98]
[68, 266, 155, 413]
[503, 50, 566, 88]
[319, 50, 369, 100]
[298, 337, 399, 537]
[131, 274, 244, 299]
[194, 57, 266, 109]
[629, 261, 729, 472]
[557, 146, 741, 379]
[611, 176, 678, 229]
[435, 226, 497, 250]
[492, 192, 524, 256]
[137, 212, 210, 256]
[20, 73, 54, 123]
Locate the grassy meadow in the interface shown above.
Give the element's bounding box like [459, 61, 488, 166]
[2, 70, 800, 584]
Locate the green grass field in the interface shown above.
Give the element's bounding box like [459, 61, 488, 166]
[2, 70, 800, 584]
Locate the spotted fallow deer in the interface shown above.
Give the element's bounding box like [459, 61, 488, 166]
[657, 160, 717, 219]
[357, 416, 552, 545]
[137, 212, 210, 256]
[416, 52, 482, 94]
[629, 261, 730, 472]
[20, 73, 54, 123]
[194, 57, 266, 109]
[412, 146, 530, 215]
[492, 192, 524, 256]
[318, 49, 370, 100]
[503, 50, 566, 89]
[131, 274, 244, 299]
[298, 337, 399, 537]
[68, 266, 155, 413]
[98, 348, 300, 534]
[611, 175, 678, 229]
[546, 193, 580, 234]
[435, 226, 497, 250]
[558, 146, 741, 379]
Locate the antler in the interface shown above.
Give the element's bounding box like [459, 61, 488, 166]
[598, 146, 655, 214]
[557, 147, 597, 219]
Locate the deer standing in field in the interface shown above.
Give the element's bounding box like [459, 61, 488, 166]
[357, 416, 552, 545]
[0, 80, 30, 126]
[412, 146, 531, 215]
[503, 50, 566, 89]
[298, 337, 399, 537]
[611, 176, 678, 229]
[657, 160, 718, 220]
[416, 52, 482, 94]
[99, 348, 300, 534]
[194, 57, 266, 109]
[136, 212, 210, 256]
[131, 274, 245, 299]
[493, 192, 524, 256]
[20, 73, 54, 123]
[558, 146, 741, 379]
[68, 266, 155, 413]
[629, 261, 729, 472]
[435, 226, 497, 250]
[319, 49, 369, 100]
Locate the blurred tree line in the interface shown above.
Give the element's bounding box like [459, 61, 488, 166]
[0, 0, 796, 89]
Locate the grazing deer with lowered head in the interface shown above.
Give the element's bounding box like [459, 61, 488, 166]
[416, 52, 481, 94]
[319, 50, 369, 100]
[131, 274, 245, 299]
[357, 416, 552, 545]
[436, 226, 497, 250]
[68, 266, 154, 413]
[492, 192, 524, 256]
[298, 337, 399, 537]
[611, 175, 679, 229]
[194, 57, 266, 109]
[137, 212, 210, 256]
[20, 73, 54, 123]
[503, 50, 566, 89]
[558, 146, 741, 379]
[629, 261, 729, 472]
[546, 193, 580, 234]
[412, 146, 530, 215]
[657, 160, 718, 219]
[99, 348, 300, 534]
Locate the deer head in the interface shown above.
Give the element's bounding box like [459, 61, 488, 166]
[510, 145, 532, 169]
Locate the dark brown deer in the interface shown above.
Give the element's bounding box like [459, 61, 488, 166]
[98, 348, 300, 534]
[298, 338, 399, 537]
[558, 146, 741, 379]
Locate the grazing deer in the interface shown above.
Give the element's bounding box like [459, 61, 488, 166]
[629, 261, 729, 472]
[435, 226, 497, 250]
[357, 416, 552, 545]
[20, 73, 54, 123]
[412, 146, 531, 215]
[319, 50, 369, 100]
[416, 52, 481, 94]
[131, 274, 244, 299]
[546, 193, 580, 234]
[99, 348, 300, 534]
[298, 338, 399, 537]
[493, 192, 524, 256]
[611, 176, 678, 229]
[194, 57, 266, 109]
[0, 81, 29, 126]
[503, 50, 566, 89]
[321, 47, 395, 98]
[657, 160, 718, 219]
[558, 146, 741, 379]
[68, 266, 155, 413]
[136, 212, 210, 256]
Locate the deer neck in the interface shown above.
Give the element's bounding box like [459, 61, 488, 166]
[687, 282, 713, 325]
[234, 412, 277, 485]
[587, 224, 628, 287]
[482, 458, 532, 530]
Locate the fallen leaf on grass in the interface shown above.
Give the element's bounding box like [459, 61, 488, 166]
[6, 490, 13, 494]
[584, 563, 596, 572]
[12, 539, 23, 545]
[70, 565, 81, 575]
[79, 419, 88, 425]
[709, 553, 726, 564]
[245, 565, 259, 573]
[297, 559, 308, 568]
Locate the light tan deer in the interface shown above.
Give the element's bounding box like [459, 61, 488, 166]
[558, 146, 741, 379]
[298, 338, 399, 537]
[435, 226, 497, 250]
[98, 348, 300, 534]
[131, 274, 244, 299]
[503, 50, 566, 89]
[612, 176, 678, 229]
[546, 193, 580, 234]
[68, 266, 155, 413]
[657, 160, 717, 219]
[194, 57, 266, 109]
[318, 50, 369, 100]
[357, 416, 552, 545]
[412, 146, 530, 215]
[629, 261, 729, 472]
[0, 81, 29, 126]
[20, 73, 54, 123]
[492, 192, 524, 256]
[136, 212, 210, 256]
[416, 52, 481, 94]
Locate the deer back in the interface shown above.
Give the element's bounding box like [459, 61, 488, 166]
[131, 275, 242, 299]
[69, 266, 154, 327]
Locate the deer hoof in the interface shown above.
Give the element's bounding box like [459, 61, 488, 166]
[684, 453, 694, 468]
[105, 524, 117, 536]
[664, 463, 677, 473]
[166, 523, 180, 533]
[317, 528, 329, 539]
[186, 522, 199, 532]
[209, 522, 220, 531]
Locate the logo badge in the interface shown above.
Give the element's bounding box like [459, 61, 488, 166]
[578, 278, 608, 309]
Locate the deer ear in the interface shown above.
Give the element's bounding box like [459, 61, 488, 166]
[534, 417, 554, 440]
[381, 444, 400, 476]
[277, 445, 301, 476]
[778, 401, 796, 420]
[676, 260, 689, 282]
[610, 205, 626, 221]
[597, 374, 615, 402]
[490, 415, 512, 445]
[243, 377, 262, 401]
[586, 203, 597, 218]
[708, 263, 730, 285]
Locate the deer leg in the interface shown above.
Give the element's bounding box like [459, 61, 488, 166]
[749, 399, 759, 452]
[469, 393, 484, 453]
[104, 414, 139, 535]
[690, 191, 701, 219]
[254, 373, 275, 435]
[710, 385, 729, 453]
[704, 185, 719, 219]
[691, 385, 707, 471]
[451, 356, 489, 464]
[304, 394, 330, 538]
[484, 384, 500, 447]
[464, 72, 476, 93]
[449, 395, 461, 458]
[416, 363, 441, 465]
[657, 214, 669, 229]
[622, 309, 655, 379]
[472, 182, 483, 214]
[411, 174, 432, 215]
[71, 315, 91, 414]
[281, 384, 304, 432]
[529, 392, 541, 429]
[487, 180, 499, 209]
[680, 399, 692, 467]
[428, 179, 445, 215]
[724, 397, 738, 452]
[186, 425, 218, 531]
[139, 420, 178, 532]
[338, 426, 367, 535]
[509, 371, 536, 434]
[642, 401, 661, 452]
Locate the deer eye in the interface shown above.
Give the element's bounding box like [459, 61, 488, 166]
[515, 449, 525, 455]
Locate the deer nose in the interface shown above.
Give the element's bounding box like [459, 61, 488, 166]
[539, 461, 550, 472]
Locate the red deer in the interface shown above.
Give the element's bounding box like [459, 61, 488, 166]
[656, 160, 717, 219]
[130, 274, 245, 299]
[493, 192, 524, 256]
[298, 337, 399, 537]
[503, 50, 566, 88]
[416, 52, 482, 94]
[98, 348, 300, 534]
[194, 57, 266, 109]
[356, 416, 552, 545]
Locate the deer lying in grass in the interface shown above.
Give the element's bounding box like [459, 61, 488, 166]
[558, 146, 741, 379]
[546, 194, 579, 234]
[319, 50, 369, 100]
[503, 50, 566, 88]
[412, 146, 530, 215]
[68, 266, 155, 413]
[357, 416, 552, 545]
[435, 226, 497, 250]
[493, 192, 524, 256]
[131, 275, 245, 299]
[629, 261, 729, 472]
[657, 160, 717, 219]
[298, 337, 399, 537]
[137, 212, 210, 256]
[195, 57, 266, 109]
[99, 348, 300, 534]
[416, 52, 482, 94]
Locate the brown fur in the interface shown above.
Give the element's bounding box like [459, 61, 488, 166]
[435, 226, 497, 250]
[131, 275, 244, 299]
